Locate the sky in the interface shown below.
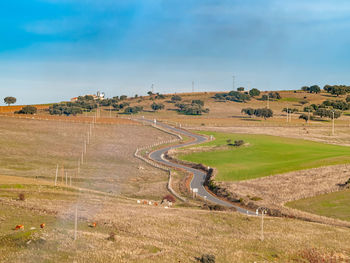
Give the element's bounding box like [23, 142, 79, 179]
[1, 0, 350, 104]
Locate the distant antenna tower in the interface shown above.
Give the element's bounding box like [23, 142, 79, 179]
[151, 84, 154, 93]
[232, 75, 235, 91]
[192, 81, 194, 93]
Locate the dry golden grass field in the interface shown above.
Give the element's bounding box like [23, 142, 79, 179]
[1, 174, 350, 263]
[115, 90, 350, 127]
[2, 90, 350, 262]
[0, 116, 174, 200]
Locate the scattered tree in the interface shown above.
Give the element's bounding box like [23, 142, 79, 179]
[268, 92, 281, 100]
[151, 102, 164, 111]
[124, 106, 143, 114]
[4, 96, 16, 106]
[254, 108, 273, 119]
[237, 87, 245, 92]
[241, 107, 273, 119]
[241, 107, 255, 117]
[314, 108, 341, 119]
[249, 88, 260, 97]
[282, 108, 298, 113]
[299, 114, 309, 122]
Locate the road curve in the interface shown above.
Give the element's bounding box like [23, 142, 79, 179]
[142, 119, 255, 215]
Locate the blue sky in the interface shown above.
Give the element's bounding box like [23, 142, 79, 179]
[1, 0, 350, 104]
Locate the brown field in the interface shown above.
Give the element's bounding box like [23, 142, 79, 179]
[1, 177, 350, 262]
[0, 113, 138, 125]
[0, 104, 50, 113]
[2, 91, 350, 261]
[0, 116, 174, 199]
[116, 90, 350, 126]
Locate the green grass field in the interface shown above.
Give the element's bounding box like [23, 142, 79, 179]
[179, 131, 350, 181]
[286, 189, 350, 222]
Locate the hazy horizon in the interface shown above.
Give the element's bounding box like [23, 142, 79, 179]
[1, 0, 350, 105]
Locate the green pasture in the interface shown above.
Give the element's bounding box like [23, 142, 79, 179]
[286, 189, 350, 222]
[179, 131, 350, 181]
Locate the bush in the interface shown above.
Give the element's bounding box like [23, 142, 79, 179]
[241, 107, 255, 117]
[268, 92, 281, 99]
[151, 102, 164, 111]
[163, 194, 176, 203]
[171, 95, 182, 102]
[199, 254, 216, 263]
[175, 103, 209, 115]
[214, 91, 250, 103]
[249, 88, 260, 97]
[18, 193, 25, 201]
[15, 105, 37, 115]
[254, 108, 273, 119]
[299, 114, 309, 122]
[124, 106, 143, 114]
[233, 140, 244, 147]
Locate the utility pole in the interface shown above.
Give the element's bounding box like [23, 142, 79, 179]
[74, 205, 78, 240]
[232, 75, 235, 91]
[256, 207, 268, 241]
[192, 81, 194, 93]
[286, 108, 289, 123]
[151, 84, 154, 94]
[267, 94, 270, 109]
[54, 164, 58, 186]
[332, 110, 335, 136]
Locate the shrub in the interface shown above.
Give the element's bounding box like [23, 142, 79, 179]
[254, 108, 273, 119]
[15, 105, 37, 115]
[249, 88, 260, 97]
[241, 107, 255, 117]
[18, 193, 25, 201]
[237, 87, 244, 92]
[233, 140, 244, 147]
[171, 95, 182, 102]
[163, 194, 176, 203]
[268, 92, 281, 99]
[124, 106, 143, 114]
[151, 102, 164, 111]
[199, 254, 215, 263]
[299, 114, 309, 122]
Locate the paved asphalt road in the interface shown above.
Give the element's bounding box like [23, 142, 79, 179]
[141, 119, 256, 215]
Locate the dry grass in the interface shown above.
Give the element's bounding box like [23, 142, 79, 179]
[1, 182, 350, 263]
[0, 105, 50, 113]
[116, 90, 350, 128]
[0, 116, 174, 200]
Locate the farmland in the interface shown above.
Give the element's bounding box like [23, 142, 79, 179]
[178, 131, 350, 181]
[1, 174, 350, 262]
[0, 116, 173, 200]
[286, 189, 350, 222]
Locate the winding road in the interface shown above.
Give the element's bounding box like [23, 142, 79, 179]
[141, 119, 255, 215]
